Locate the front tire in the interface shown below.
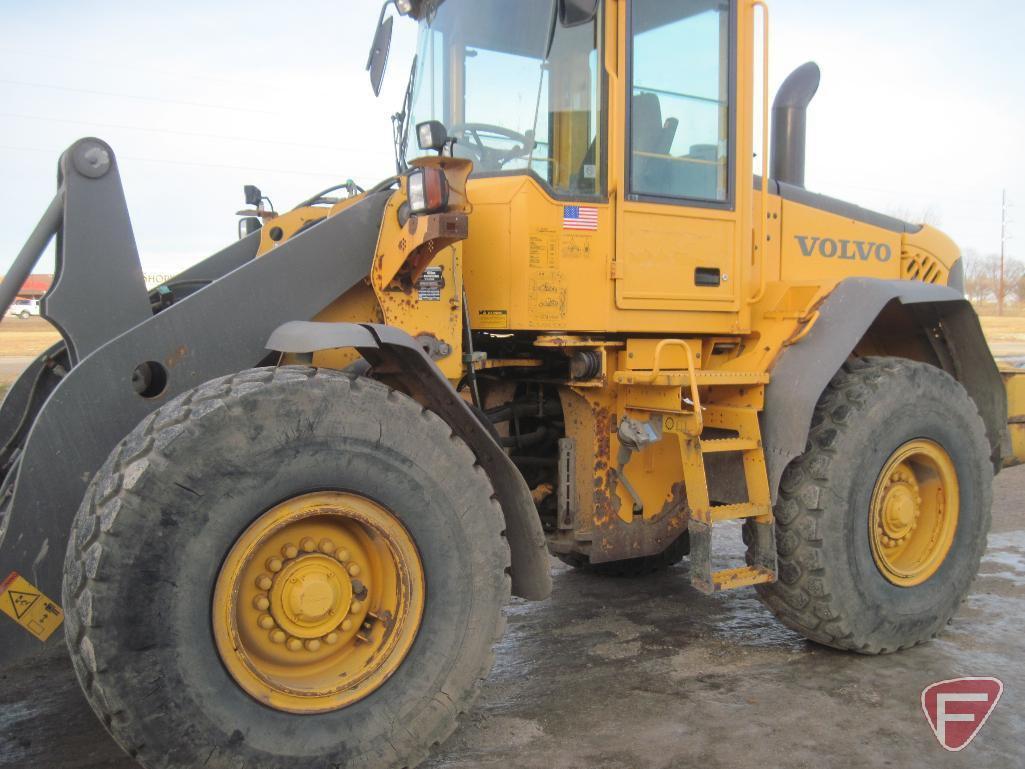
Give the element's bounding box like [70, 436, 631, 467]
[751, 357, 992, 654]
[63, 367, 510, 769]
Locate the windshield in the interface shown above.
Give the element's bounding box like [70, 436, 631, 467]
[405, 0, 603, 197]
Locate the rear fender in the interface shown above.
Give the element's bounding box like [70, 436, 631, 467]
[267, 321, 553, 602]
[763, 278, 1005, 501]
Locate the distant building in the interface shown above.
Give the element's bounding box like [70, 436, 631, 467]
[5, 273, 175, 300]
[17, 274, 52, 299]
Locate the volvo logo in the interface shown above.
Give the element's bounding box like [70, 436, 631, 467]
[795, 235, 893, 263]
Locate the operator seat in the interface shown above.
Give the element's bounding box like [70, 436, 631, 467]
[631, 92, 679, 193]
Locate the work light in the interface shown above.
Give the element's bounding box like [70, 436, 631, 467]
[407, 168, 450, 215]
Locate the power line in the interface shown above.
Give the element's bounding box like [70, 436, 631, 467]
[0, 78, 277, 116]
[0, 112, 393, 157]
[0, 144, 387, 182]
[0, 46, 259, 89]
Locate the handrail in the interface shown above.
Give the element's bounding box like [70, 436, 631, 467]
[749, 0, 770, 305]
[633, 339, 704, 437]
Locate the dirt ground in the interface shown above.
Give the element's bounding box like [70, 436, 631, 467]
[0, 315, 1022, 769]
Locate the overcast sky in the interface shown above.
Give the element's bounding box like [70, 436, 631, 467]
[1, 0, 1022, 275]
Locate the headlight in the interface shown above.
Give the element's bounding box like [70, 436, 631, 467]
[395, 0, 415, 15]
[407, 168, 450, 215]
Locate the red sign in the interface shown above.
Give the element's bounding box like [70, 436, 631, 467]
[921, 677, 1003, 752]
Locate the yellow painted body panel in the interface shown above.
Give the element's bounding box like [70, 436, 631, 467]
[1002, 369, 1025, 468]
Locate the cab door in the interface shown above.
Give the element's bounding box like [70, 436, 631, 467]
[614, 0, 748, 319]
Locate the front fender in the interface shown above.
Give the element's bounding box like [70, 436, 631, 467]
[763, 278, 1005, 500]
[267, 321, 553, 602]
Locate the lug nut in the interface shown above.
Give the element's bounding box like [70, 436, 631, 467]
[258, 614, 275, 629]
[300, 537, 316, 553]
[270, 629, 287, 644]
[282, 543, 298, 559]
[336, 548, 350, 563]
[305, 639, 322, 652]
[341, 619, 354, 632]
[324, 632, 340, 645]
[256, 574, 273, 591]
[319, 539, 336, 555]
[350, 600, 363, 614]
[286, 637, 303, 652]
[348, 563, 361, 578]
[266, 557, 283, 573]
[254, 595, 270, 611]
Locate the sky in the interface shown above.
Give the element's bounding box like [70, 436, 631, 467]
[0, 0, 1022, 275]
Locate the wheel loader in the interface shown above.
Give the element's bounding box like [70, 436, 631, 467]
[1, 1, 1023, 767]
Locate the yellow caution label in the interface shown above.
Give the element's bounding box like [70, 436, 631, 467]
[477, 310, 509, 330]
[0, 571, 63, 642]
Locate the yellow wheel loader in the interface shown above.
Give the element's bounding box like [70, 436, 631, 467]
[1, 1, 1023, 767]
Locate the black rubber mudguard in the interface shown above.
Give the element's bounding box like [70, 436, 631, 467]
[0, 176, 390, 664]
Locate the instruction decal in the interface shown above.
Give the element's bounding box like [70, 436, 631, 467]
[529, 228, 559, 270]
[0, 571, 63, 642]
[528, 270, 568, 327]
[416, 266, 445, 302]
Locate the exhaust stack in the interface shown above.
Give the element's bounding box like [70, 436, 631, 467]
[771, 62, 821, 188]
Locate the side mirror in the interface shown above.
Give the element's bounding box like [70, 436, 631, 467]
[238, 217, 262, 240]
[367, 13, 394, 97]
[559, 0, 599, 27]
[416, 121, 449, 153]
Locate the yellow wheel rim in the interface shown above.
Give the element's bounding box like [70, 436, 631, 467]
[213, 491, 425, 713]
[869, 440, 959, 587]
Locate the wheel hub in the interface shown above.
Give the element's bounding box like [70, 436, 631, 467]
[877, 467, 922, 547]
[268, 552, 354, 640]
[212, 492, 425, 713]
[869, 440, 959, 587]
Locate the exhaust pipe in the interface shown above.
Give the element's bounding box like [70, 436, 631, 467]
[771, 62, 821, 188]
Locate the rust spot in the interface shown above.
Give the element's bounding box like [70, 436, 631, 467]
[165, 345, 188, 369]
[658, 481, 687, 521]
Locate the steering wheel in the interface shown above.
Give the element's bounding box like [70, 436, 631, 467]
[448, 123, 536, 171]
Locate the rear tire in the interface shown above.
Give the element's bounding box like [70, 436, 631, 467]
[751, 357, 992, 654]
[18, 310, 29, 319]
[556, 532, 690, 577]
[63, 367, 510, 769]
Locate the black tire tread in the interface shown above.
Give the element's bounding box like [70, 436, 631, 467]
[753, 357, 992, 655]
[64, 367, 510, 768]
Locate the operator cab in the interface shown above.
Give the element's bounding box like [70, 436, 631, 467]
[397, 0, 731, 205]
[404, 0, 605, 198]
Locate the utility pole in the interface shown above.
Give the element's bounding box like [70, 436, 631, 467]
[1000, 189, 1008, 316]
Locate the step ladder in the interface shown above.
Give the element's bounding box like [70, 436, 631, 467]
[664, 404, 777, 594]
[613, 344, 778, 594]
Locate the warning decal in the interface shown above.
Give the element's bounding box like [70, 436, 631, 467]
[416, 266, 445, 302]
[477, 310, 510, 330]
[0, 571, 63, 642]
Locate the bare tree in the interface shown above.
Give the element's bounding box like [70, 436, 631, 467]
[963, 250, 991, 304]
[962, 251, 1025, 309]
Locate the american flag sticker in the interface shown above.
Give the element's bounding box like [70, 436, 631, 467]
[563, 206, 599, 231]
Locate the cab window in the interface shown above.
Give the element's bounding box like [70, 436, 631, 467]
[629, 0, 731, 203]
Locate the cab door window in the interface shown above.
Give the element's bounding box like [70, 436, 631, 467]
[629, 0, 732, 204]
